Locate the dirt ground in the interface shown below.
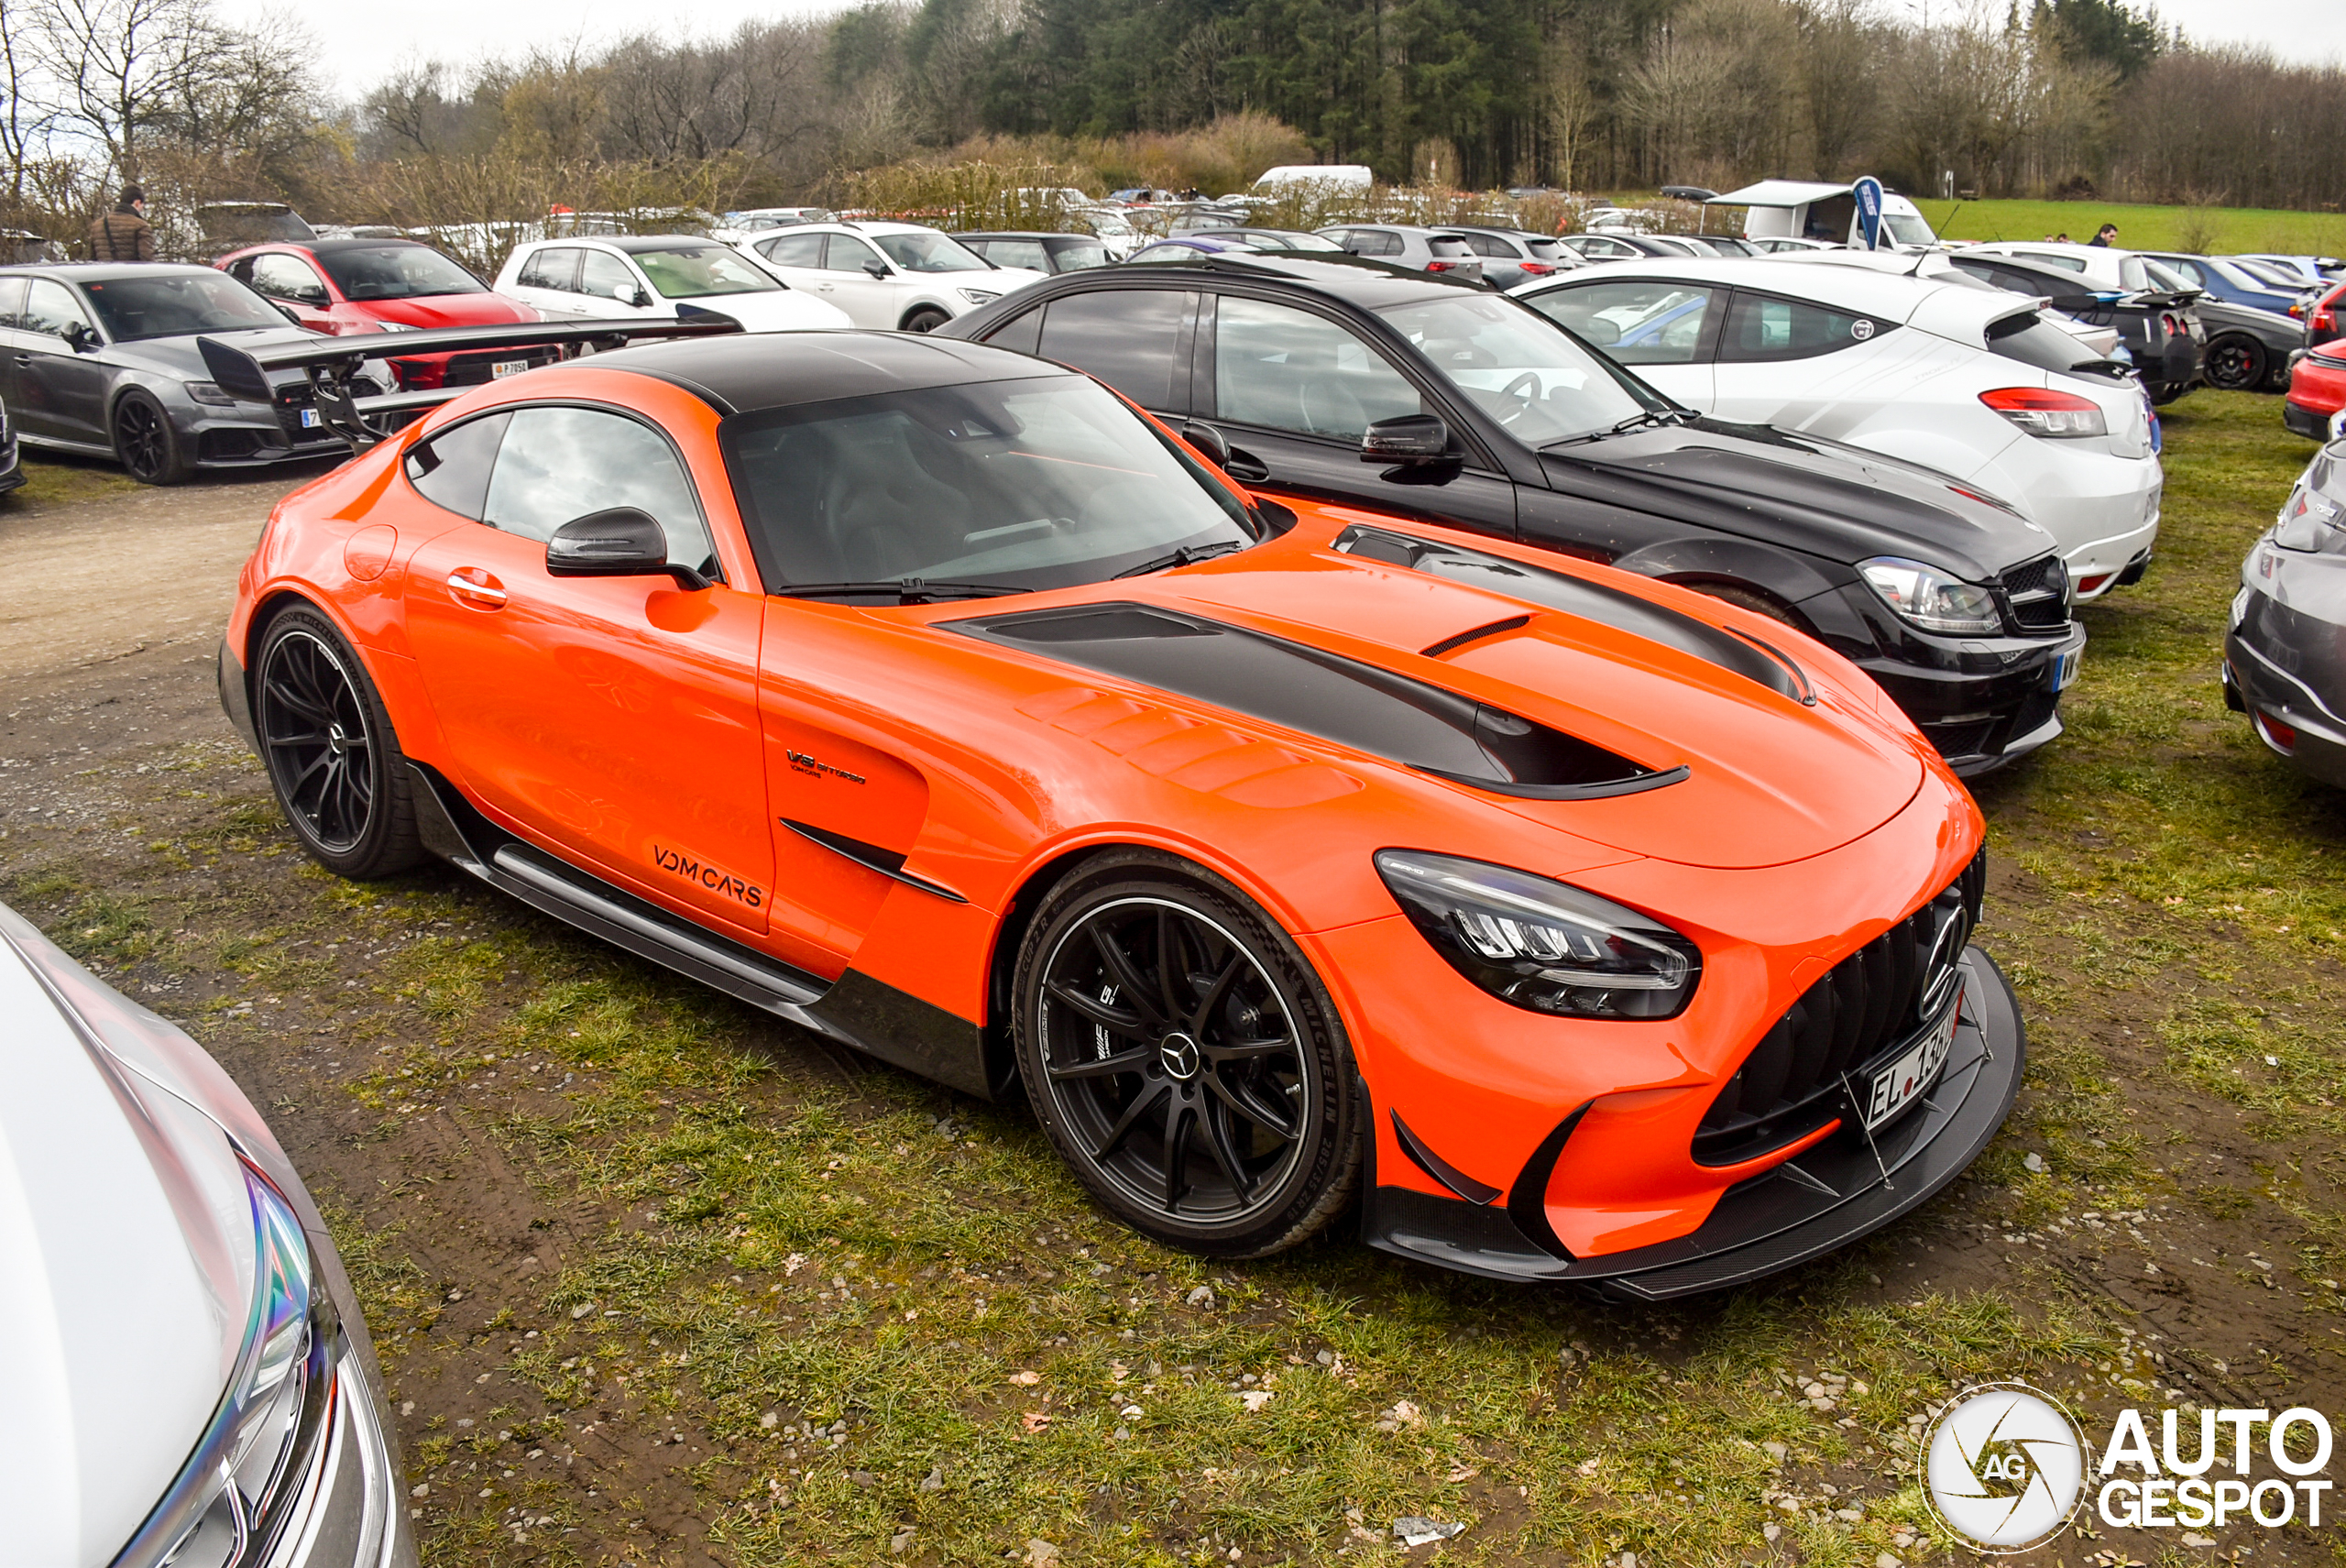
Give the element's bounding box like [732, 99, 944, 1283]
[3, 453, 2342, 1567]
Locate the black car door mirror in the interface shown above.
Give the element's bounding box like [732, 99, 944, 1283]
[66, 323, 101, 352]
[546, 508, 709, 589]
[629, 287, 652, 308]
[273, 303, 302, 326]
[862, 259, 892, 280]
[1180, 420, 1233, 469]
[1361, 412, 1452, 464]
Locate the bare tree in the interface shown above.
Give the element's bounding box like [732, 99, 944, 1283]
[27, 0, 214, 179]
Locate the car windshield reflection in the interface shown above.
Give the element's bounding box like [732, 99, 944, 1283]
[1374, 294, 1666, 444]
[634, 246, 781, 298]
[722, 375, 1254, 597]
[82, 273, 286, 340]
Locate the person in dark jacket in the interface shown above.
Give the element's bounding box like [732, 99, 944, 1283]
[2088, 223, 2118, 247]
[87, 186, 155, 261]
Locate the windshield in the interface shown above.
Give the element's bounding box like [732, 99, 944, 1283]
[314, 245, 486, 301]
[721, 375, 1254, 595]
[872, 231, 990, 274]
[1374, 293, 1663, 444]
[2205, 258, 2278, 293]
[634, 245, 779, 298]
[1882, 214, 1938, 246]
[2140, 258, 2193, 293]
[81, 272, 285, 340]
[2231, 258, 2304, 290]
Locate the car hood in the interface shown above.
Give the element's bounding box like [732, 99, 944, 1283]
[100, 324, 328, 381]
[682, 290, 852, 331]
[361, 291, 539, 329]
[0, 930, 244, 1568]
[959, 523, 1931, 870]
[1544, 418, 2058, 580]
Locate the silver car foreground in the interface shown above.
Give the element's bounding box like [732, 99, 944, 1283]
[0, 901, 412, 1568]
[2226, 417, 2346, 787]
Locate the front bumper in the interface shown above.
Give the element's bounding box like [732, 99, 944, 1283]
[1362, 948, 2023, 1299]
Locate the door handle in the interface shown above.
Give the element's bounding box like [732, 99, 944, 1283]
[12, 355, 32, 367]
[445, 568, 508, 609]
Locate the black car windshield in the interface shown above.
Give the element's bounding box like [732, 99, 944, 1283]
[634, 246, 779, 298]
[1374, 292, 1666, 444]
[80, 272, 285, 340]
[872, 231, 990, 274]
[721, 375, 1254, 596]
[314, 245, 487, 301]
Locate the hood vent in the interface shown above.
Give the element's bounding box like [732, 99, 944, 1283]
[948, 602, 1685, 801]
[1333, 525, 1812, 704]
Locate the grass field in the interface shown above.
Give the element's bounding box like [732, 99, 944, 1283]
[1897, 198, 2343, 258]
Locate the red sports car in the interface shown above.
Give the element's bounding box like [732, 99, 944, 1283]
[214, 237, 559, 390]
[206, 320, 2023, 1299]
[2286, 339, 2346, 441]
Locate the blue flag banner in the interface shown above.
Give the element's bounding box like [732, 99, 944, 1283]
[1853, 176, 1885, 250]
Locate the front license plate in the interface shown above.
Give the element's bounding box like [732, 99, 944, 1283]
[2049, 643, 2083, 692]
[299, 407, 322, 429]
[1867, 989, 1961, 1130]
[490, 358, 530, 378]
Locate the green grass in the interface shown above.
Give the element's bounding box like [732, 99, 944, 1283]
[1, 451, 138, 511]
[1927, 198, 2346, 257]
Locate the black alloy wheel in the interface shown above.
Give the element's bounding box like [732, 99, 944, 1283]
[113, 390, 189, 485]
[254, 607, 422, 879]
[902, 307, 952, 334]
[1014, 851, 1363, 1256]
[2204, 334, 2271, 392]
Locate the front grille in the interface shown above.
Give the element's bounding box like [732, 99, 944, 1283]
[1694, 850, 1987, 1166]
[1922, 718, 1994, 762]
[2000, 554, 2071, 633]
[199, 428, 266, 461]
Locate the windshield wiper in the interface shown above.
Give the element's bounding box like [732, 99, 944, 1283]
[1113, 540, 1245, 579]
[773, 578, 1027, 604]
[1541, 408, 1685, 449]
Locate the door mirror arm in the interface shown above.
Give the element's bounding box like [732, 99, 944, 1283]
[545, 507, 708, 590]
[862, 259, 892, 280]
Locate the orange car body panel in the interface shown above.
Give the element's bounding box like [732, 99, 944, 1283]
[225, 357, 1987, 1265]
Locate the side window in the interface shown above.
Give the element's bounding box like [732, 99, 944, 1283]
[2018, 249, 2088, 273]
[402, 411, 512, 520]
[481, 406, 716, 572]
[1359, 230, 1404, 257]
[2118, 256, 2148, 291]
[1035, 289, 1193, 411]
[757, 232, 825, 269]
[578, 250, 640, 302]
[1426, 236, 1474, 258]
[22, 279, 93, 339]
[1524, 280, 1717, 365]
[986, 239, 1050, 273]
[517, 247, 581, 291]
[827, 236, 885, 274]
[1719, 292, 1892, 363]
[982, 306, 1044, 356]
[0, 276, 27, 329]
[1212, 296, 1420, 442]
[251, 253, 328, 304]
[1456, 233, 1514, 258]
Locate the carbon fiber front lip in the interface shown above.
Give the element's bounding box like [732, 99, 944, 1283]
[1360, 948, 2023, 1298]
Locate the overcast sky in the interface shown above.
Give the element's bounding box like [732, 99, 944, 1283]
[217, 0, 2346, 110]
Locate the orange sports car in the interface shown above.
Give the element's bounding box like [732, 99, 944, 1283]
[210, 323, 2021, 1299]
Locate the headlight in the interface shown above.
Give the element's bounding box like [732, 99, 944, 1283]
[185, 380, 236, 406]
[1859, 556, 2003, 635]
[1375, 850, 1701, 1019]
[370, 320, 417, 333]
[121, 1157, 332, 1568]
[2274, 485, 2345, 552]
[956, 287, 1002, 305]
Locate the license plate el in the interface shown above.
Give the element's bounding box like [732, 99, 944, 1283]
[2049, 643, 2082, 692]
[299, 407, 321, 429]
[490, 358, 529, 378]
[1866, 989, 1960, 1130]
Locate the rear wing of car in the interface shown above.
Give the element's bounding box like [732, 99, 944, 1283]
[195, 304, 743, 455]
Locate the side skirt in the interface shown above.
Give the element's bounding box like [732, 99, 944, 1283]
[406, 762, 995, 1099]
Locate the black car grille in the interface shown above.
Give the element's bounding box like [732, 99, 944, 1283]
[1693, 850, 1987, 1167]
[2000, 554, 2071, 633]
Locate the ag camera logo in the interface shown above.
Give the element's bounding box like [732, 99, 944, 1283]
[1922, 1383, 2089, 1552]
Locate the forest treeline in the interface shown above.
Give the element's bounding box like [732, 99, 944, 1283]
[5, 0, 2346, 248]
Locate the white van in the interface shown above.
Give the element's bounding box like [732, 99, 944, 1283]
[1252, 164, 1375, 195]
[1706, 181, 1941, 250]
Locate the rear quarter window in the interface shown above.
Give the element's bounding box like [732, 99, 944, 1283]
[1428, 236, 1474, 258]
[1985, 312, 2103, 374]
[403, 411, 513, 521]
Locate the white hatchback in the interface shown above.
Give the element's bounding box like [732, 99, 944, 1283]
[1513, 258, 2164, 597]
[732, 221, 1047, 333]
[494, 235, 850, 332]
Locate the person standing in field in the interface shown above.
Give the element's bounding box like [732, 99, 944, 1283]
[87, 186, 156, 261]
[2088, 223, 2118, 247]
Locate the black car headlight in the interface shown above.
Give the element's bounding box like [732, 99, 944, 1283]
[1375, 850, 1702, 1019]
[1858, 556, 2003, 635]
[118, 1156, 335, 1568]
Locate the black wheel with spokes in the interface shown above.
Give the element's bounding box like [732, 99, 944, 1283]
[254, 606, 422, 879]
[2204, 333, 2270, 392]
[1014, 850, 1364, 1256]
[901, 307, 951, 334]
[113, 389, 190, 485]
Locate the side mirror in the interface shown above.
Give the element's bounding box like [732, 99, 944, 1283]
[1580, 316, 1621, 346]
[1180, 421, 1232, 470]
[629, 287, 652, 308]
[546, 508, 708, 589]
[274, 303, 303, 325]
[67, 323, 101, 352]
[862, 259, 891, 280]
[1361, 412, 1452, 465]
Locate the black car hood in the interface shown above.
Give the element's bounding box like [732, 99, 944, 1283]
[99, 326, 327, 381]
[1542, 417, 2060, 581]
